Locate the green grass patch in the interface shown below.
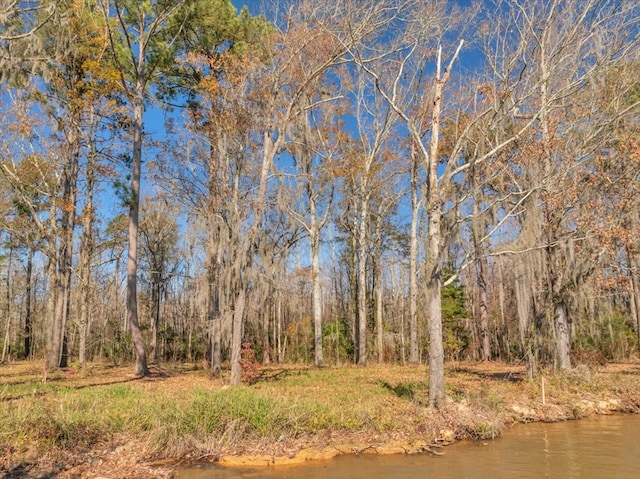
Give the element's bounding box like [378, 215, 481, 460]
[168, 386, 362, 440]
[0, 382, 160, 450]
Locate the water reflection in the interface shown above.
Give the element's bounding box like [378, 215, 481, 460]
[178, 414, 640, 479]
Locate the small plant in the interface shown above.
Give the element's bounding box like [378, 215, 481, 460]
[378, 380, 419, 400]
[238, 342, 260, 384]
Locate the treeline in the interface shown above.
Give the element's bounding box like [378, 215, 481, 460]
[0, 0, 639, 406]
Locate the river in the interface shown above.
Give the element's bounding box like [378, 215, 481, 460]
[177, 414, 640, 479]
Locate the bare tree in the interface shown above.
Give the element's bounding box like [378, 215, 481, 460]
[285, 92, 340, 367]
[488, 0, 640, 371]
[348, 0, 470, 405]
[139, 200, 180, 363]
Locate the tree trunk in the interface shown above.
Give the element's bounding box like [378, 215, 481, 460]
[311, 224, 324, 367]
[206, 237, 222, 374]
[50, 270, 67, 368]
[514, 250, 540, 379]
[1, 244, 13, 362]
[205, 126, 224, 374]
[24, 247, 33, 359]
[477, 259, 490, 361]
[350, 225, 359, 362]
[376, 262, 383, 363]
[426, 201, 445, 408]
[423, 48, 452, 408]
[276, 288, 283, 363]
[78, 290, 89, 368]
[538, 28, 571, 372]
[400, 302, 406, 365]
[126, 90, 149, 377]
[47, 162, 70, 370]
[409, 149, 420, 364]
[228, 131, 276, 384]
[375, 211, 384, 364]
[497, 259, 506, 360]
[554, 298, 571, 369]
[58, 128, 81, 369]
[46, 254, 60, 369]
[1, 311, 10, 362]
[471, 195, 491, 361]
[549, 242, 571, 370]
[78, 138, 96, 369]
[356, 192, 368, 366]
[230, 288, 245, 385]
[293, 98, 327, 368]
[262, 293, 271, 365]
[150, 281, 160, 363]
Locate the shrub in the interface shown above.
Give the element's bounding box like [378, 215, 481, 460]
[238, 342, 260, 384]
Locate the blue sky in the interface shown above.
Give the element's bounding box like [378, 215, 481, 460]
[233, 0, 261, 15]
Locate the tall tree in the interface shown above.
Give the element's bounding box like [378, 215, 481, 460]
[36, 0, 122, 369]
[349, 0, 469, 405]
[162, 2, 271, 378]
[285, 94, 339, 367]
[99, 0, 217, 376]
[102, 0, 175, 375]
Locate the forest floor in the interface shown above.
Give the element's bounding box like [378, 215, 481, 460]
[1, 359, 640, 478]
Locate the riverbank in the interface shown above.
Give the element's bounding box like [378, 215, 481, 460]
[1, 361, 639, 478]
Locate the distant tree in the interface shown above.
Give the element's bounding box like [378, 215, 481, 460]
[441, 264, 471, 361]
[139, 200, 180, 363]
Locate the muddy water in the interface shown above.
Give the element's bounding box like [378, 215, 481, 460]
[177, 414, 640, 479]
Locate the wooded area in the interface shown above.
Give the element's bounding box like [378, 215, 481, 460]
[1, 0, 639, 407]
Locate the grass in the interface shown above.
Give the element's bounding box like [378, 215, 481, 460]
[1, 360, 639, 474]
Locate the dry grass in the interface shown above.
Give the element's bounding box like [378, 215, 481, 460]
[1, 360, 639, 478]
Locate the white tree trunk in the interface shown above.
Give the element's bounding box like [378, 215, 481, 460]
[426, 202, 445, 407]
[311, 224, 324, 367]
[554, 300, 572, 369]
[357, 190, 369, 366]
[409, 150, 420, 364]
[230, 288, 245, 385]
